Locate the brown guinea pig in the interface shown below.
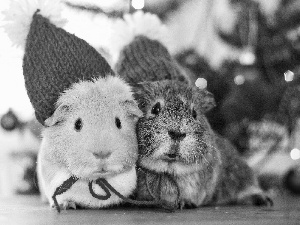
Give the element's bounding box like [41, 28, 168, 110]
[133, 80, 272, 209]
[110, 10, 272, 209]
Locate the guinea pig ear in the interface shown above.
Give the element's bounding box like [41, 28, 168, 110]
[193, 88, 216, 113]
[44, 104, 70, 127]
[131, 82, 154, 108]
[120, 100, 143, 120]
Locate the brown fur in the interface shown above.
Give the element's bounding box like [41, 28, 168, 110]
[133, 80, 272, 208]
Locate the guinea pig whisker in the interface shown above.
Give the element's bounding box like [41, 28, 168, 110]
[139, 147, 157, 158]
[126, 151, 137, 157]
[198, 139, 219, 154]
[125, 151, 139, 161]
[201, 154, 213, 169]
[125, 157, 137, 164]
[196, 140, 222, 173]
[193, 148, 214, 171]
[137, 143, 147, 147]
[124, 159, 136, 167]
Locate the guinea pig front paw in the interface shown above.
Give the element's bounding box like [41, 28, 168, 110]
[250, 194, 274, 207]
[51, 200, 77, 211]
[238, 193, 274, 207]
[179, 200, 198, 210]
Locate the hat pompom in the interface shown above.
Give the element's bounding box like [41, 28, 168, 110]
[109, 10, 169, 67]
[3, 0, 66, 49]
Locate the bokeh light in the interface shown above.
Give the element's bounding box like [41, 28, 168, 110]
[290, 148, 300, 160]
[131, 0, 144, 10]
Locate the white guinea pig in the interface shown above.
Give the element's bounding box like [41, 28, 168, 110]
[38, 75, 142, 210]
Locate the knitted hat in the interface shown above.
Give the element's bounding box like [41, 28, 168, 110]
[108, 11, 187, 84]
[4, 1, 114, 125]
[116, 35, 187, 84]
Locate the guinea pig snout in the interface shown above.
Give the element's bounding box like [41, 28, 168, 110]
[161, 153, 179, 162]
[168, 130, 186, 141]
[92, 151, 112, 160]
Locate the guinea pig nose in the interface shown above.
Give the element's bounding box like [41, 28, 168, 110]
[92, 151, 112, 159]
[168, 130, 186, 141]
[167, 154, 177, 159]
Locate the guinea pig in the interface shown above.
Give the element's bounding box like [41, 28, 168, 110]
[133, 80, 272, 209]
[38, 76, 142, 210]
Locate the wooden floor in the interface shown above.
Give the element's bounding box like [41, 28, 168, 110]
[0, 193, 299, 225]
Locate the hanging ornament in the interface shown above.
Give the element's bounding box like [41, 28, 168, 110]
[0, 109, 22, 132]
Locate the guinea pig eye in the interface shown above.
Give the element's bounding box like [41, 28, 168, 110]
[151, 102, 161, 115]
[74, 118, 83, 131]
[192, 108, 197, 119]
[115, 117, 122, 129]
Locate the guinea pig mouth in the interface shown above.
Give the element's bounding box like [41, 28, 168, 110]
[92, 165, 133, 178]
[97, 168, 109, 173]
[160, 154, 179, 162]
[93, 169, 111, 177]
[159, 143, 183, 163]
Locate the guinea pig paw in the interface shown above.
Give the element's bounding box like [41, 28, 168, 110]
[239, 193, 274, 207]
[65, 201, 78, 210]
[251, 194, 274, 207]
[179, 200, 198, 210]
[51, 200, 77, 211]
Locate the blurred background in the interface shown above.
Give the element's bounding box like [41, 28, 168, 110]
[0, 0, 300, 198]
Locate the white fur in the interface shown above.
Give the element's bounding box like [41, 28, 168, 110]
[108, 10, 169, 67]
[42, 164, 136, 209]
[3, 0, 66, 48]
[58, 75, 134, 107]
[39, 136, 137, 209]
[38, 75, 141, 209]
